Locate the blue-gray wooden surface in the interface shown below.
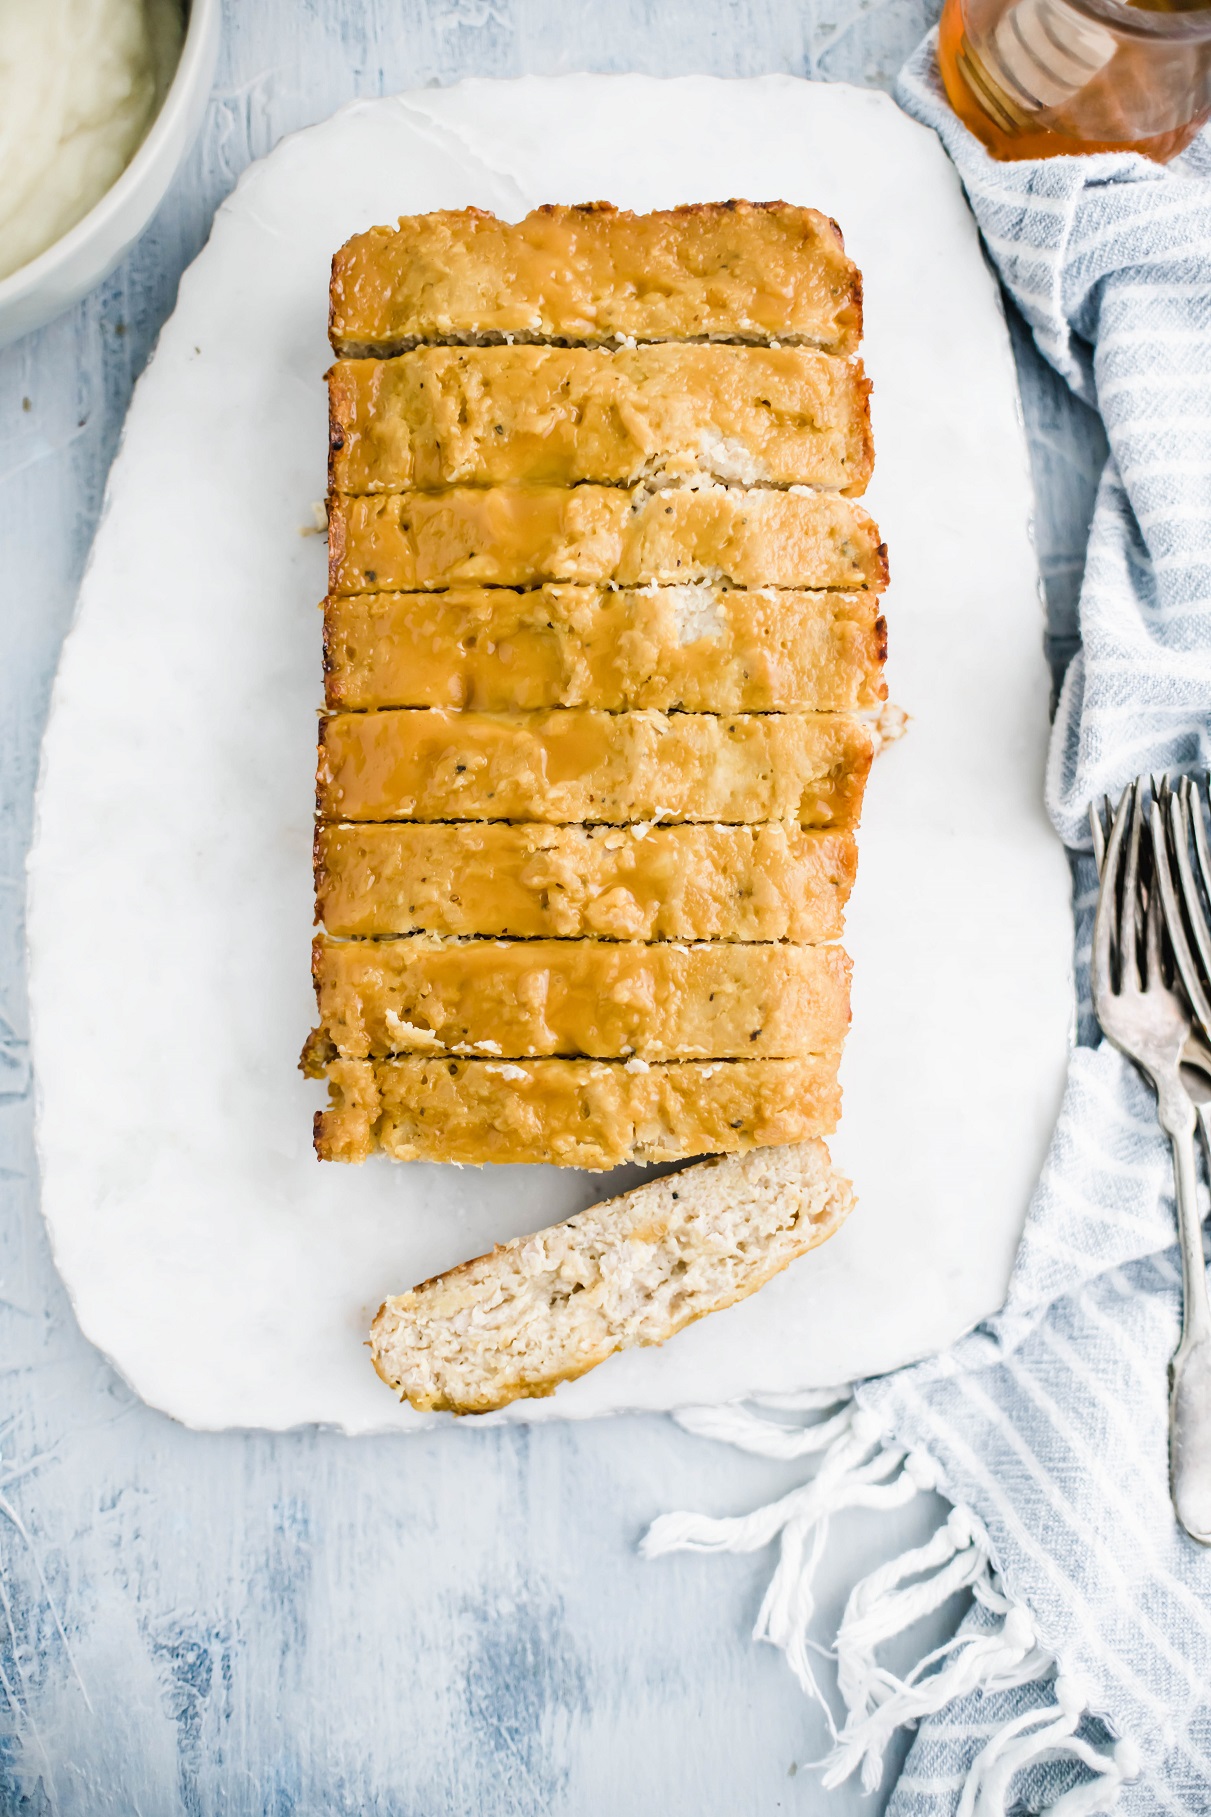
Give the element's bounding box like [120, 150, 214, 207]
[0, 5, 1102, 1812]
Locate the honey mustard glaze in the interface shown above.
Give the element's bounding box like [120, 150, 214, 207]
[327, 485, 887, 596]
[316, 1054, 843, 1169]
[322, 584, 886, 714]
[327, 343, 873, 495]
[312, 935, 852, 1063]
[328, 203, 863, 355]
[314, 822, 858, 943]
[315, 709, 874, 828]
[315, 200, 886, 1169]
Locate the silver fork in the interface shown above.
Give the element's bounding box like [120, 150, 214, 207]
[1152, 775, 1211, 1052]
[1091, 797, 1211, 1114]
[1091, 780, 1211, 1543]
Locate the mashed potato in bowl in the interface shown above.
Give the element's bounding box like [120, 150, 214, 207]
[0, 0, 184, 282]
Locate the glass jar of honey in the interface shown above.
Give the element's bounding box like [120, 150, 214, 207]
[938, 0, 1211, 159]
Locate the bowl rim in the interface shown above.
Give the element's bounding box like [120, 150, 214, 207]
[0, 0, 220, 308]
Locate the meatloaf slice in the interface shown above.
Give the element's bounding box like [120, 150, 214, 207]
[315, 1055, 842, 1169]
[328, 202, 861, 356]
[328, 343, 872, 494]
[304, 933, 850, 1065]
[315, 707, 872, 829]
[314, 822, 857, 942]
[322, 584, 886, 713]
[369, 1142, 853, 1411]
[326, 484, 887, 596]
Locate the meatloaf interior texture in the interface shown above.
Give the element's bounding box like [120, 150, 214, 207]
[369, 1142, 855, 1412]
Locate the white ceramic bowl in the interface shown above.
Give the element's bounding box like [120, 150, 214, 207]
[0, 0, 221, 349]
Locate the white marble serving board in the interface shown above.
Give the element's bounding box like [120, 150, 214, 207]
[26, 74, 1072, 1434]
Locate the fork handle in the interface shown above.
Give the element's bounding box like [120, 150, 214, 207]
[1164, 1107, 1211, 1543]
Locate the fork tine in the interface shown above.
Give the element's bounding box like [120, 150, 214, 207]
[1151, 770, 1169, 871]
[1187, 773, 1211, 916]
[1153, 772, 1171, 906]
[1089, 798, 1107, 878]
[1121, 779, 1146, 990]
[1151, 791, 1211, 1042]
[1144, 836, 1165, 988]
[1163, 788, 1211, 1046]
[1093, 785, 1132, 1019]
[1170, 782, 1211, 1031]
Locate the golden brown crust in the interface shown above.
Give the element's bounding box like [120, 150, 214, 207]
[322, 585, 887, 713]
[327, 344, 873, 495]
[307, 934, 850, 1063]
[328, 202, 862, 357]
[315, 708, 873, 829]
[326, 484, 887, 596]
[314, 822, 857, 941]
[314, 1055, 842, 1169]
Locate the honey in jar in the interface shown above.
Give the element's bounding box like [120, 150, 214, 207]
[938, 0, 1211, 159]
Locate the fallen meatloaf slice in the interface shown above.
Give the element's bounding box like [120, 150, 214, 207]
[316, 708, 873, 828]
[316, 1056, 841, 1169]
[369, 1141, 854, 1412]
[328, 344, 873, 494]
[328, 202, 862, 357]
[315, 822, 857, 941]
[323, 585, 887, 713]
[304, 934, 850, 1066]
[327, 484, 886, 596]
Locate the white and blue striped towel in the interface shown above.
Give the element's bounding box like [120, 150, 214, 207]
[645, 36, 1211, 1816]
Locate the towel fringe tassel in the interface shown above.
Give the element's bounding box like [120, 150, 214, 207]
[643, 1395, 1138, 1815]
